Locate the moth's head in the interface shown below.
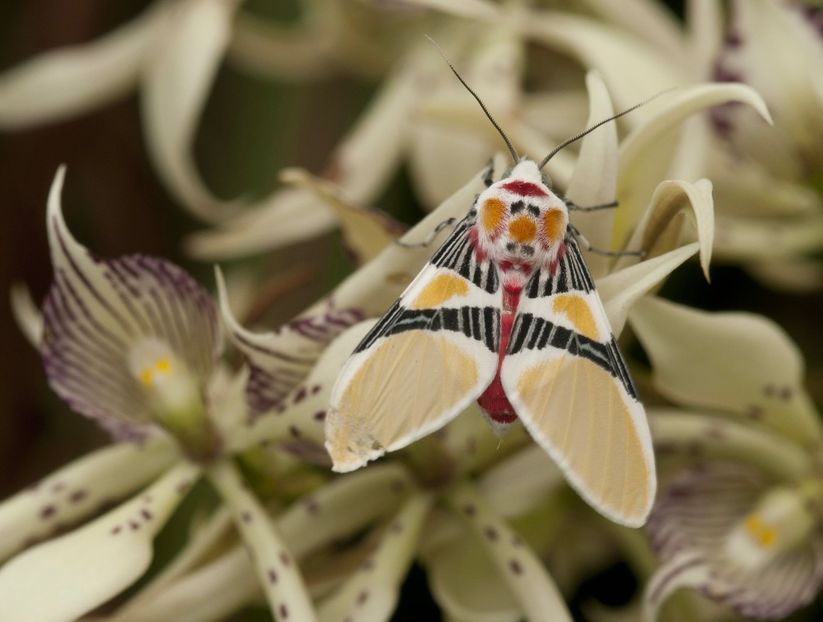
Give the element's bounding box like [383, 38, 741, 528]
[472, 159, 568, 268]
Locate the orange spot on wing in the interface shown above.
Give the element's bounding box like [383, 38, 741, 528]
[481, 198, 507, 233]
[508, 216, 536, 243]
[552, 294, 600, 341]
[412, 273, 470, 309]
[543, 209, 566, 244]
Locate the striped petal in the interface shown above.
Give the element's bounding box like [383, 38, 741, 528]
[645, 463, 823, 620]
[43, 168, 221, 442]
[0, 462, 199, 622]
[0, 439, 177, 562]
[217, 269, 364, 419]
[629, 297, 823, 446]
[9, 283, 43, 350]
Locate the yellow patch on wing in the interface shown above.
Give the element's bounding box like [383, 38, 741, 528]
[552, 294, 601, 341]
[515, 357, 651, 525]
[328, 333, 479, 468]
[481, 198, 507, 233]
[508, 216, 537, 243]
[411, 273, 470, 309]
[543, 209, 565, 244]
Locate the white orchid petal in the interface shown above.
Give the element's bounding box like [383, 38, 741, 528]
[208, 460, 317, 622]
[280, 168, 405, 263]
[317, 494, 432, 622]
[597, 242, 698, 335]
[427, 525, 521, 622]
[642, 551, 713, 622]
[617, 179, 713, 281]
[616, 82, 770, 239]
[9, 282, 43, 350]
[629, 297, 823, 445]
[44, 168, 221, 439]
[0, 3, 166, 128]
[104, 546, 256, 622]
[217, 268, 365, 422]
[579, 0, 687, 69]
[746, 258, 823, 293]
[185, 187, 336, 260]
[0, 439, 177, 562]
[278, 463, 414, 559]
[565, 70, 617, 276]
[714, 213, 823, 260]
[648, 410, 811, 481]
[141, 0, 242, 222]
[232, 319, 376, 458]
[117, 508, 233, 613]
[227, 5, 339, 80]
[447, 484, 573, 622]
[518, 11, 687, 116]
[520, 91, 589, 139]
[685, 0, 723, 79]
[0, 462, 199, 622]
[478, 446, 564, 519]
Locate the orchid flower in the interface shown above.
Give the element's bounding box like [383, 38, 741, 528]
[625, 297, 823, 620]
[0, 167, 367, 622]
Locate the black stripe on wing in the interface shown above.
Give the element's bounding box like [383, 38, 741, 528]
[430, 218, 500, 294]
[524, 233, 594, 299]
[507, 313, 638, 399]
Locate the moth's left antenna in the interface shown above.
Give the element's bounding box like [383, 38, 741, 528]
[425, 35, 519, 165]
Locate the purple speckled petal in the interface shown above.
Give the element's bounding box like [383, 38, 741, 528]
[645, 463, 823, 620]
[42, 167, 221, 438]
[216, 270, 362, 418]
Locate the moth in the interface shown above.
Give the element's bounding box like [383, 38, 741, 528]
[326, 53, 656, 527]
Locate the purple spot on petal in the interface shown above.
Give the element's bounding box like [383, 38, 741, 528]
[357, 590, 369, 606]
[141, 509, 153, 521]
[40, 505, 57, 520]
[293, 386, 307, 404]
[289, 425, 301, 439]
[310, 385, 321, 395]
[279, 604, 289, 619]
[129, 521, 140, 531]
[279, 551, 291, 567]
[111, 525, 122, 535]
[50, 482, 66, 494]
[267, 568, 278, 584]
[69, 490, 87, 504]
[509, 559, 523, 575]
[462, 503, 476, 517]
[313, 411, 326, 422]
[305, 499, 320, 515]
[484, 526, 499, 541]
[241, 511, 253, 524]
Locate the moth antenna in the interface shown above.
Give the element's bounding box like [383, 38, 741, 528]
[425, 34, 519, 165]
[538, 88, 676, 170]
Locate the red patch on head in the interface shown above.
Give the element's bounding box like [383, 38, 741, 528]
[501, 180, 547, 197]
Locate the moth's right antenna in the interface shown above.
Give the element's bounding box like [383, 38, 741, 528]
[425, 35, 519, 165]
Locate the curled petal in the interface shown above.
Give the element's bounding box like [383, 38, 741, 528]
[565, 70, 617, 277]
[0, 2, 166, 128]
[317, 494, 432, 621]
[597, 242, 698, 335]
[0, 462, 199, 622]
[629, 297, 823, 445]
[615, 82, 771, 239]
[217, 268, 364, 419]
[617, 179, 714, 281]
[43, 168, 220, 438]
[141, 0, 242, 222]
[9, 283, 43, 350]
[280, 168, 406, 264]
[208, 460, 317, 621]
[0, 439, 177, 562]
[446, 484, 573, 622]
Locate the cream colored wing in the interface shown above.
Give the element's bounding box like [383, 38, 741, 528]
[501, 238, 655, 527]
[327, 219, 502, 472]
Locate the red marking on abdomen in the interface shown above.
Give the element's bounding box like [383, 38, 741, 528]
[477, 286, 522, 423]
[501, 180, 547, 197]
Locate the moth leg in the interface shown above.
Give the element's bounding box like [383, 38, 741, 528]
[395, 217, 458, 248]
[568, 224, 645, 258]
[565, 199, 619, 212]
[482, 158, 496, 188]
